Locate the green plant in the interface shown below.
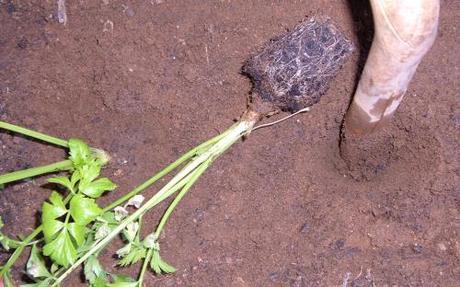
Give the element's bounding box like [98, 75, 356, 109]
[0, 121, 109, 185]
[1, 110, 308, 286]
[0, 122, 114, 285]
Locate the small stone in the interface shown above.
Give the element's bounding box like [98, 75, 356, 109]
[113, 169, 123, 177]
[412, 244, 423, 254]
[299, 223, 310, 234]
[103, 20, 114, 32]
[268, 272, 279, 282]
[437, 242, 447, 251]
[17, 37, 28, 49]
[125, 7, 135, 17]
[334, 238, 346, 250]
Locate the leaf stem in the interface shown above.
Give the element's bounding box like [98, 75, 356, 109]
[0, 121, 68, 148]
[138, 248, 153, 285]
[154, 159, 210, 238]
[0, 160, 73, 185]
[102, 127, 233, 212]
[0, 227, 42, 276]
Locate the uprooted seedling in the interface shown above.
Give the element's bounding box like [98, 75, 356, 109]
[0, 17, 353, 286]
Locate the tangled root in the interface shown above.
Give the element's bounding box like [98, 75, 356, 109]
[243, 17, 354, 113]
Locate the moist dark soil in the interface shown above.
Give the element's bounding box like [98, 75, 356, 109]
[1, 1, 459, 286]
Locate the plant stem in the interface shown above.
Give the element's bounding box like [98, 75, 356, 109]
[102, 127, 233, 212]
[154, 159, 210, 237]
[0, 160, 73, 185]
[52, 119, 256, 286]
[0, 121, 68, 148]
[0, 227, 42, 276]
[138, 248, 153, 285]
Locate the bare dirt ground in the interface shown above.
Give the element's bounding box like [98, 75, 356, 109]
[0, 0, 459, 286]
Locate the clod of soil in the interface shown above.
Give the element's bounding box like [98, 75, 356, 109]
[243, 17, 354, 113]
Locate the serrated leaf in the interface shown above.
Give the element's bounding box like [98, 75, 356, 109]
[98, 211, 117, 224]
[81, 177, 117, 198]
[91, 276, 109, 287]
[42, 192, 67, 221]
[79, 160, 101, 183]
[68, 138, 93, 168]
[67, 223, 85, 245]
[150, 250, 176, 274]
[70, 170, 81, 187]
[42, 218, 65, 243]
[69, 194, 102, 226]
[108, 274, 138, 287]
[116, 243, 131, 258]
[84, 255, 107, 284]
[43, 231, 77, 267]
[48, 177, 74, 193]
[150, 250, 162, 274]
[117, 244, 146, 267]
[26, 245, 52, 280]
[158, 257, 176, 273]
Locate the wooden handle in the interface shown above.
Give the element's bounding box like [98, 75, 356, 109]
[344, 0, 440, 136]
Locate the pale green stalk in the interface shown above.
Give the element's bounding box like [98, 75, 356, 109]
[0, 160, 73, 185]
[0, 121, 68, 147]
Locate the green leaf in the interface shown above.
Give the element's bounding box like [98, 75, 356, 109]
[108, 274, 138, 287]
[70, 170, 81, 187]
[69, 194, 102, 226]
[84, 255, 108, 284]
[150, 249, 176, 274]
[0, 216, 22, 250]
[67, 223, 85, 246]
[80, 177, 117, 198]
[77, 232, 96, 255]
[117, 244, 146, 267]
[91, 276, 109, 287]
[68, 138, 93, 168]
[42, 219, 64, 243]
[157, 257, 176, 273]
[26, 245, 52, 279]
[48, 177, 74, 193]
[43, 231, 77, 267]
[42, 192, 68, 242]
[43, 192, 67, 219]
[79, 159, 101, 183]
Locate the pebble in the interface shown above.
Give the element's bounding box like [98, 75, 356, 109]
[437, 242, 447, 251]
[299, 222, 310, 234]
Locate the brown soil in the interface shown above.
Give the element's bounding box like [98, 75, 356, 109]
[1, 1, 459, 286]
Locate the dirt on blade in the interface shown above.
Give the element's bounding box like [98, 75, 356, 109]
[0, 1, 459, 286]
